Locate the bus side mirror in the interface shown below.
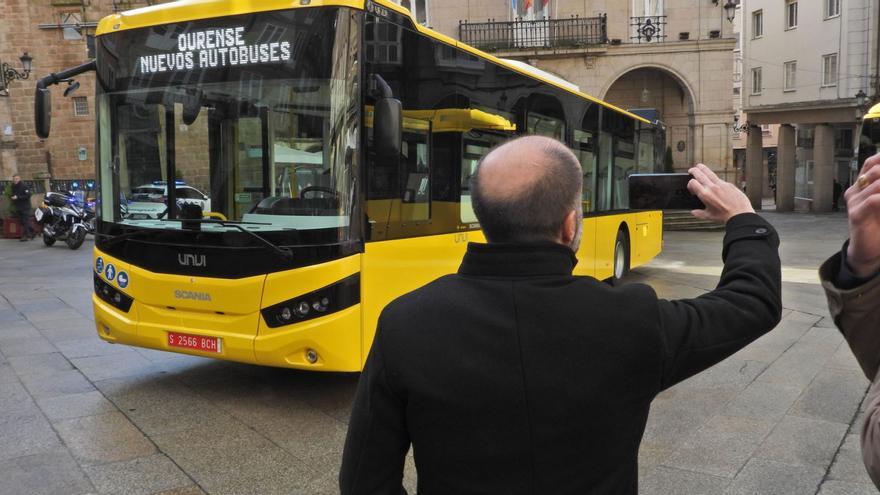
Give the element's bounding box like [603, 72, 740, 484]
[374, 97, 402, 159]
[35, 87, 51, 139]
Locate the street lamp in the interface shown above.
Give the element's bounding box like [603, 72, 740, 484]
[856, 90, 868, 109]
[723, 0, 738, 23]
[0, 52, 34, 96]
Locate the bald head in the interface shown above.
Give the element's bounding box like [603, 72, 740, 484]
[472, 136, 583, 245]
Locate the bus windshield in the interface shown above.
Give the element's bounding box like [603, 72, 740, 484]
[95, 8, 361, 243]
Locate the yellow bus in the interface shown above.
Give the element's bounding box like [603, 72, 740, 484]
[859, 102, 880, 174]
[34, 0, 664, 371]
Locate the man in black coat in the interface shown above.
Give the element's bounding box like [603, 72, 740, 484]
[340, 136, 782, 494]
[10, 174, 34, 241]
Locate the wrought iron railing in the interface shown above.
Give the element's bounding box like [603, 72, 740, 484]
[459, 15, 607, 51]
[630, 16, 667, 43]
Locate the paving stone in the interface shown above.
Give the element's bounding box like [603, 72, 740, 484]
[37, 390, 117, 422]
[113, 385, 236, 437]
[152, 419, 316, 495]
[71, 352, 156, 382]
[7, 352, 73, 377]
[827, 343, 866, 373]
[18, 369, 95, 399]
[55, 412, 157, 465]
[732, 311, 817, 363]
[54, 337, 134, 360]
[0, 414, 64, 462]
[0, 335, 57, 356]
[817, 480, 879, 495]
[675, 358, 767, 391]
[640, 466, 730, 495]
[251, 406, 349, 460]
[827, 434, 874, 485]
[0, 309, 25, 323]
[724, 381, 803, 422]
[723, 458, 825, 495]
[756, 339, 841, 389]
[755, 416, 848, 469]
[153, 486, 206, 495]
[83, 454, 192, 495]
[0, 450, 93, 495]
[789, 368, 868, 424]
[665, 415, 776, 478]
[0, 322, 43, 342]
[24, 308, 86, 324]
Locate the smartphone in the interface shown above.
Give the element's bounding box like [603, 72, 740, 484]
[628, 173, 705, 210]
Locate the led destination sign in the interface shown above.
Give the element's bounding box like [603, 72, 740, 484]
[138, 26, 292, 75]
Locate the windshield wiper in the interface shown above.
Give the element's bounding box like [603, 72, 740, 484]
[158, 218, 294, 261]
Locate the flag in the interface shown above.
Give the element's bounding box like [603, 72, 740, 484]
[524, 0, 532, 12]
[542, 0, 550, 7]
[511, 0, 518, 15]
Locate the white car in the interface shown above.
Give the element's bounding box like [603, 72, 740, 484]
[125, 181, 211, 220]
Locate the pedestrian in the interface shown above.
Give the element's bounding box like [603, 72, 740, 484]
[10, 174, 34, 241]
[339, 136, 783, 495]
[820, 154, 880, 489]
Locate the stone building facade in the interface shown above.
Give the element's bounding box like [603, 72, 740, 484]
[0, 0, 173, 186]
[741, 0, 879, 212]
[415, 0, 739, 181]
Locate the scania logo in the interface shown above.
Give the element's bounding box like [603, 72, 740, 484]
[178, 253, 207, 267]
[174, 290, 212, 301]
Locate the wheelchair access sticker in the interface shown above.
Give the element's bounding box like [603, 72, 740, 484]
[95, 257, 104, 274]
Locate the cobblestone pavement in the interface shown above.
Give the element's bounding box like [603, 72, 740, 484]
[0, 211, 873, 495]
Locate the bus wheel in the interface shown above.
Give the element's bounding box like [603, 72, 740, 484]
[613, 229, 630, 281]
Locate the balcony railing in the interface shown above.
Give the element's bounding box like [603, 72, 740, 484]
[630, 16, 667, 43]
[459, 15, 607, 51]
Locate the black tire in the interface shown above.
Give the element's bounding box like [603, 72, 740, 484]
[612, 229, 630, 282]
[42, 234, 56, 247]
[66, 229, 86, 250]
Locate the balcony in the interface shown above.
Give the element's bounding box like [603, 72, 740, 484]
[630, 16, 667, 43]
[459, 15, 607, 52]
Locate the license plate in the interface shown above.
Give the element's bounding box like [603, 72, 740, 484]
[167, 332, 222, 353]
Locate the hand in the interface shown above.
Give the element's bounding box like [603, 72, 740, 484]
[687, 163, 755, 224]
[10, 195, 16, 200]
[845, 153, 880, 277]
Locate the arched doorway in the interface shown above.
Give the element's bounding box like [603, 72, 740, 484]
[602, 67, 696, 172]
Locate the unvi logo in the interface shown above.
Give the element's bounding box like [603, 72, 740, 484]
[178, 254, 207, 267]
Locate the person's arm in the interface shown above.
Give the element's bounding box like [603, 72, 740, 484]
[656, 213, 782, 388]
[654, 164, 783, 389]
[339, 317, 409, 495]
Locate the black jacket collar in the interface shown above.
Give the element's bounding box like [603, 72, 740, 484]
[458, 242, 578, 277]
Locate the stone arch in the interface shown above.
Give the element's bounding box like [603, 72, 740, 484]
[598, 63, 697, 113]
[601, 64, 698, 170]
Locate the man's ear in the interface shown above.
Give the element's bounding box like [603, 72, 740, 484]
[560, 209, 577, 246]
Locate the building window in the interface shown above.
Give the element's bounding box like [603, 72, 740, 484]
[825, 0, 840, 19]
[752, 10, 763, 38]
[751, 67, 762, 95]
[784, 61, 797, 91]
[785, 0, 798, 30]
[73, 96, 89, 116]
[822, 53, 838, 87]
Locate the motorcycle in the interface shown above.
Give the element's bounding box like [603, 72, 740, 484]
[34, 191, 91, 250]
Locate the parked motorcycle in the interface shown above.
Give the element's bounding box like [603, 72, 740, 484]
[34, 191, 90, 249]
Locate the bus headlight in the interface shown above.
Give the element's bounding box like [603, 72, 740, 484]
[94, 273, 133, 312]
[261, 274, 360, 328]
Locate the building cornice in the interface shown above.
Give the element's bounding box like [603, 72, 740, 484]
[490, 38, 737, 60]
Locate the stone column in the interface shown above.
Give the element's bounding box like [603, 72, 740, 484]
[776, 124, 796, 212]
[746, 125, 764, 210]
[813, 124, 835, 213]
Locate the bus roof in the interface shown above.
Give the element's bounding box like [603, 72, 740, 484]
[865, 102, 880, 120]
[95, 0, 650, 124]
